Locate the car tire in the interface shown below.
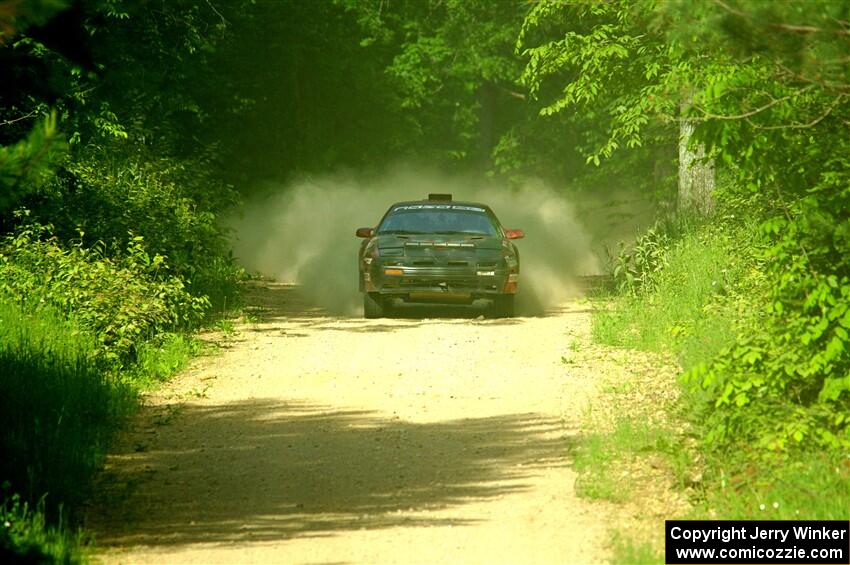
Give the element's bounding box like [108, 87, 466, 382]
[364, 292, 387, 318]
[491, 295, 515, 318]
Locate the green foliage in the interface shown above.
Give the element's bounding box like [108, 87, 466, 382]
[0, 0, 68, 43]
[2, 0, 846, 554]
[0, 297, 134, 515]
[1, 0, 244, 308]
[609, 223, 671, 295]
[572, 418, 690, 503]
[592, 204, 850, 527]
[4, 0, 244, 273]
[668, 3, 850, 453]
[1, 491, 84, 564]
[703, 450, 850, 520]
[1, 4, 245, 555]
[595, 225, 741, 372]
[532, 0, 850, 453]
[47, 145, 243, 304]
[0, 224, 208, 367]
[0, 222, 222, 559]
[133, 333, 200, 388]
[518, 0, 684, 165]
[609, 535, 660, 565]
[687, 196, 850, 450]
[0, 112, 67, 215]
[509, 0, 681, 195]
[339, 0, 528, 165]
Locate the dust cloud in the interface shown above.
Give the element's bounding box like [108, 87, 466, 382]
[228, 168, 600, 316]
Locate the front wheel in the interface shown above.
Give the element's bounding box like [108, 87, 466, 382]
[364, 293, 387, 318]
[491, 295, 515, 318]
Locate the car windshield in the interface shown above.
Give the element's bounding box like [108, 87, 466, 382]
[377, 206, 498, 236]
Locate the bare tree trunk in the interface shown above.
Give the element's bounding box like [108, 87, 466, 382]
[678, 100, 715, 216]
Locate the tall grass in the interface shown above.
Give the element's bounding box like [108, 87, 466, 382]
[0, 299, 135, 511]
[1, 492, 85, 564]
[0, 298, 136, 561]
[132, 332, 201, 389]
[705, 450, 850, 520]
[593, 229, 738, 371]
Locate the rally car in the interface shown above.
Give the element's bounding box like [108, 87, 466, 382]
[356, 193, 523, 318]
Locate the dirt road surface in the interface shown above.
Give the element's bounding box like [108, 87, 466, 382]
[87, 282, 621, 564]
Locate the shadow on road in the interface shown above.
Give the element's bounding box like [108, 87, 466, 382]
[88, 399, 569, 548]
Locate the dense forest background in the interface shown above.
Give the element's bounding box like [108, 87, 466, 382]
[1, 0, 848, 561]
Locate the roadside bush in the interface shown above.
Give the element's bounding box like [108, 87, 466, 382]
[686, 171, 850, 451]
[594, 222, 744, 372]
[609, 222, 671, 296]
[35, 144, 243, 309]
[0, 223, 208, 367]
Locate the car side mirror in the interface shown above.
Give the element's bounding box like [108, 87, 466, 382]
[505, 229, 524, 240]
[356, 227, 375, 238]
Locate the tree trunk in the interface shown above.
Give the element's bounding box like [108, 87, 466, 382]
[678, 101, 715, 216]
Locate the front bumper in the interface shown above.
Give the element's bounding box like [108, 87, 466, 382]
[363, 264, 516, 301]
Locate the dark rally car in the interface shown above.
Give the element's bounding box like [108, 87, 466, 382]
[356, 194, 523, 318]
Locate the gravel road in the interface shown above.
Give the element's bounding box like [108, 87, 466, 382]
[87, 282, 616, 564]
